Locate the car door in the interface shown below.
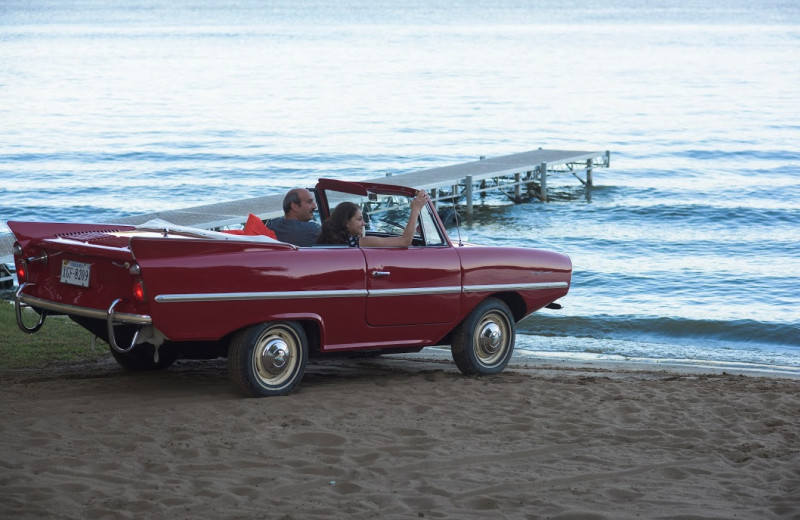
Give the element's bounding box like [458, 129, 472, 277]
[363, 246, 461, 326]
[314, 177, 463, 327]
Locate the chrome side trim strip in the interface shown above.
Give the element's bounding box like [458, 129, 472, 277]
[368, 286, 462, 297]
[155, 289, 368, 303]
[155, 282, 565, 304]
[463, 281, 568, 292]
[17, 294, 152, 326]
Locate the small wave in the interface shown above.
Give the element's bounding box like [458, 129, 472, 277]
[598, 203, 800, 229]
[520, 314, 800, 348]
[0, 151, 253, 163]
[676, 149, 800, 162]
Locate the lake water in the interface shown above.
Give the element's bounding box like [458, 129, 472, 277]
[2, 0, 799, 374]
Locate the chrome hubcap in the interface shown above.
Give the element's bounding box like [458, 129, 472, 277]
[258, 338, 291, 377]
[473, 311, 510, 365]
[478, 323, 502, 354]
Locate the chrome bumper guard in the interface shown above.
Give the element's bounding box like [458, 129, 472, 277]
[15, 283, 152, 354]
[15, 284, 47, 333]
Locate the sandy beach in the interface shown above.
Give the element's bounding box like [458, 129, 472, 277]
[1, 352, 798, 520]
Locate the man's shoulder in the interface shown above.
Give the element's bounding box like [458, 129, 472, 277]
[267, 217, 321, 247]
[268, 217, 320, 231]
[266, 216, 284, 229]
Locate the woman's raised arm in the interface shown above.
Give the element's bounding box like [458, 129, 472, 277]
[359, 190, 429, 247]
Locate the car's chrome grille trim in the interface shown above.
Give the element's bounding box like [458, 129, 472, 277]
[155, 282, 566, 303]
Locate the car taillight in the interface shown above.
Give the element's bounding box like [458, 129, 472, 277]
[12, 243, 26, 282]
[133, 279, 146, 302]
[16, 261, 28, 283]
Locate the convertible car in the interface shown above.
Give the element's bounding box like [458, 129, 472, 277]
[10, 179, 571, 397]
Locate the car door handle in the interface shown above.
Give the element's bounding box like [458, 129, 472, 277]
[371, 271, 391, 278]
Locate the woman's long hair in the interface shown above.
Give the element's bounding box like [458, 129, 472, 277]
[317, 201, 360, 245]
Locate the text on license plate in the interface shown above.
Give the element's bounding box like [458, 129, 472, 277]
[61, 260, 91, 287]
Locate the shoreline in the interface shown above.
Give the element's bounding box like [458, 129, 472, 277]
[3, 340, 800, 384]
[4, 345, 800, 384]
[515, 352, 800, 380]
[410, 347, 800, 381]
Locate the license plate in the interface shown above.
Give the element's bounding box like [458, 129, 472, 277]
[61, 260, 91, 287]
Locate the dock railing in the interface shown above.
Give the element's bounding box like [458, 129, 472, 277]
[380, 149, 610, 211]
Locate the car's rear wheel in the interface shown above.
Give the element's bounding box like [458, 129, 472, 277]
[228, 321, 308, 397]
[451, 298, 515, 375]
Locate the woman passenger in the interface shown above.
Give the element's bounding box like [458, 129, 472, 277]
[316, 190, 429, 247]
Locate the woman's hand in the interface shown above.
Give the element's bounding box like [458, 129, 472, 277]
[411, 190, 429, 213]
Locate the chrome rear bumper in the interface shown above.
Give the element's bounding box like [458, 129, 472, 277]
[16, 284, 153, 354]
[16, 287, 152, 327]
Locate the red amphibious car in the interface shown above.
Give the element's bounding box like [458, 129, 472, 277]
[10, 179, 571, 397]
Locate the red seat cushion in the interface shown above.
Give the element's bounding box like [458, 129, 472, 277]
[221, 214, 277, 239]
[243, 213, 277, 239]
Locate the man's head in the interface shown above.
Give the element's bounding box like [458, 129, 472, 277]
[283, 188, 317, 222]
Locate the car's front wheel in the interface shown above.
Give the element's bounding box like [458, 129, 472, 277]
[451, 298, 515, 375]
[228, 321, 308, 397]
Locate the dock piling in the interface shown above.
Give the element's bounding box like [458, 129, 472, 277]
[465, 175, 474, 216]
[539, 162, 548, 202]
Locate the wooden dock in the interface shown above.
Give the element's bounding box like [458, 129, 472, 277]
[0, 148, 609, 266]
[381, 148, 609, 212]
